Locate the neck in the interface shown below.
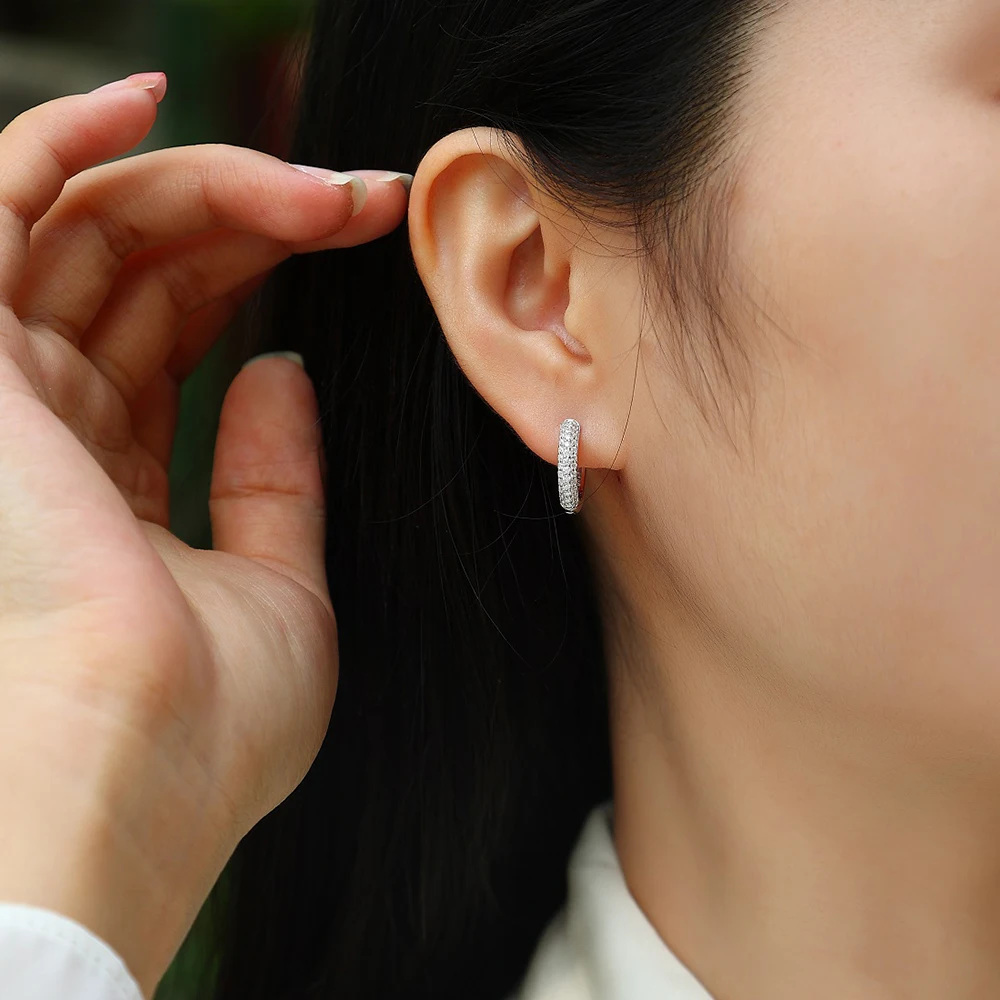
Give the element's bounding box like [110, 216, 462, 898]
[608, 621, 1000, 1000]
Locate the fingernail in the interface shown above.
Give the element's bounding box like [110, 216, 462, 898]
[90, 72, 168, 103]
[346, 170, 413, 193]
[288, 164, 368, 217]
[241, 350, 305, 371]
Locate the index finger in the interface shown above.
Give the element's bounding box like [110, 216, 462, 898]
[0, 74, 166, 300]
[17, 144, 375, 347]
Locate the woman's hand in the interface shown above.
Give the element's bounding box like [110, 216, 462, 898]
[0, 73, 408, 995]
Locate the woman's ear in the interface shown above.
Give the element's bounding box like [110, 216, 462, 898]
[407, 126, 639, 472]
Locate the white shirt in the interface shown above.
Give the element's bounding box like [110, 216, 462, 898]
[0, 803, 714, 1000]
[513, 803, 713, 1000]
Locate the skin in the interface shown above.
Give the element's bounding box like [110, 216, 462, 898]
[0, 74, 408, 996]
[408, 2, 1000, 997]
[4, 3, 1000, 997]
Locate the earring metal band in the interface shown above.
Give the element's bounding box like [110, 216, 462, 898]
[557, 418, 586, 514]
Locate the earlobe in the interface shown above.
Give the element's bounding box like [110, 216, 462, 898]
[408, 126, 633, 473]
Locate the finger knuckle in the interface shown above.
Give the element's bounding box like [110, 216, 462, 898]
[192, 152, 242, 231]
[91, 348, 142, 403]
[0, 187, 33, 234]
[1, 107, 95, 194]
[27, 327, 85, 413]
[209, 469, 322, 511]
[208, 148, 290, 227]
[158, 256, 217, 316]
[85, 201, 146, 262]
[32, 123, 80, 179]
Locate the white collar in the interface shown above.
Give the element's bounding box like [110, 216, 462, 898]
[512, 803, 715, 1000]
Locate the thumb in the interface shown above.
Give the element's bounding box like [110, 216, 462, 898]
[209, 352, 330, 607]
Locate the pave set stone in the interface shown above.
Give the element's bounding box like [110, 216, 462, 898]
[557, 418, 583, 514]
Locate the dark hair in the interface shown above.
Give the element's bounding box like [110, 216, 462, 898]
[205, 2, 777, 998]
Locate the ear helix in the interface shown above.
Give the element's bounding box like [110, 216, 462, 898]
[557, 418, 586, 514]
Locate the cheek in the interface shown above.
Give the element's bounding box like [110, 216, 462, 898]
[636, 95, 1000, 747]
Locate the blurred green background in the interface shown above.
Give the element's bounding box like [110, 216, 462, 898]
[0, 0, 314, 548]
[0, 1, 316, 993]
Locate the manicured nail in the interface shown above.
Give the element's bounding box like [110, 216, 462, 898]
[344, 169, 413, 193]
[288, 164, 368, 217]
[366, 171, 413, 192]
[241, 350, 304, 371]
[90, 72, 168, 103]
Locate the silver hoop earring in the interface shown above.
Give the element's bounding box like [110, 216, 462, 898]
[557, 418, 586, 514]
